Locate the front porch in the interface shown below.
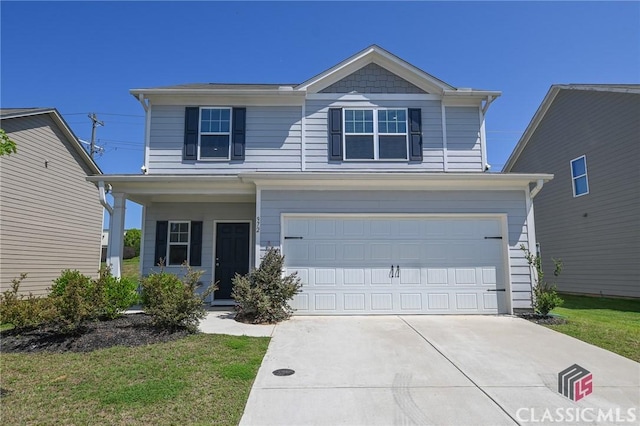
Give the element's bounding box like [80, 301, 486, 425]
[88, 175, 257, 304]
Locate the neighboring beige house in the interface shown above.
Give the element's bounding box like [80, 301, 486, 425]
[0, 108, 103, 296]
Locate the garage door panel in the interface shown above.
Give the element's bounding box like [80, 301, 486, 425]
[283, 216, 508, 315]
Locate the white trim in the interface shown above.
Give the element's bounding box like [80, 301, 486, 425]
[342, 107, 409, 161]
[212, 220, 253, 303]
[499, 214, 514, 314]
[166, 220, 191, 266]
[570, 155, 589, 197]
[307, 93, 442, 101]
[255, 187, 262, 269]
[524, 188, 537, 305]
[479, 105, 488, 172]
[296, 45, 457, 94]
[198, 107, 232, 161]
[301, 103, 306, 171]
[441, 102, 448, 171]
[280, 212, 512, 314]
[139, 205, 146, 279]
[144, 98, 151, 172]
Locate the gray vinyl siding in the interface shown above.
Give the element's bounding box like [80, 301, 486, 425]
[148, 105, 302, 173]
[142, 202, 255, 297]
[319, 63, 426, 94]
[510, 90, 640, 297]
[305, 98, 446, 171]
[446, 106, 483, 171]
[0, 114, 103, 296]
[259, 190, 533, 309]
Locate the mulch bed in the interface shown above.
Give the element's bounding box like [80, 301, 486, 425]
[0, 313, 189, 354]
[517, 313, 567, 325]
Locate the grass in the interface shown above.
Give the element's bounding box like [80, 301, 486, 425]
[122, 256, 141, 281]
[0, 334, 270, 425]
[546, 294, 640, 362]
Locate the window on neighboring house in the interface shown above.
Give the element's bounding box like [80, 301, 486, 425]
[199, 108, 231, 159]
[168, 221, 190, 265]
[344, 108, 408, 160]
[570, 155, 589, 197]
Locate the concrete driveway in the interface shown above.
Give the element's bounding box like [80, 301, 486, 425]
[240, 316, 639, 426]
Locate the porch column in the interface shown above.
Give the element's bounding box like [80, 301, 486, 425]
[108, 192, 127, 278]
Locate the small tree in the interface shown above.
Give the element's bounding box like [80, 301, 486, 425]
[0, 129, 17, 156]
[232, 247, 302, 324]
[521, 244, 563, 316]
[124, 229, 141, 257]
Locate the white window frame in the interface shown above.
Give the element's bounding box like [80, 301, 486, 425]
[198, 107, 232, 161]
[167, 221, 190, 266]
[570, 155, 589, 197]
[343, 108, 409, 161]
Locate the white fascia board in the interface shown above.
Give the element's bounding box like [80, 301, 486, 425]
[139, 94, 305, 107]
[240, 172, 553, 191]
[298, 46, 455, 94]
[502, 86, 560, 172]
[130, 88, 306, 98]
[306, 93, 442, 101]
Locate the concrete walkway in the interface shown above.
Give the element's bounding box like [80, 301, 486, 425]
[198, 308, 276, 337]
[240, 316, 640, 426]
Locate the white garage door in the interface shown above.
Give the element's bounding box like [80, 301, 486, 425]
[283, 215, 508, 314]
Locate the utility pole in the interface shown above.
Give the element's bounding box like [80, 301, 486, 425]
[88, 113, 104, 158]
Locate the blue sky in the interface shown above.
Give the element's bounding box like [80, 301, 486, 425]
[2, 1, 639, 229]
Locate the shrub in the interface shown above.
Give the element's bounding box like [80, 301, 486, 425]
[50, 269, 96, 332]
[0, 274, 57, 330]
[141, 264, 214, 332]
[95, 266, 139, 320]
[232, 247, 301, 324]
[521, 245, 564, 316]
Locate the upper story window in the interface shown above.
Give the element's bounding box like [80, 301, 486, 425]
[168, 221, 190, 265]
[344, 108, 408, 160]
[570, 155, 589, 197]
[199, 108, 231, 159]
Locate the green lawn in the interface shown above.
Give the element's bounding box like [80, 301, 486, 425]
[122, 256, 141, 281]
[0, 334, 270, 425]
[547, 294, 640, 362]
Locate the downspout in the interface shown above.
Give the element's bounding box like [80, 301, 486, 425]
[530, 179, 545, 199]
[98, 181, 113, 215]
[98, 180, 114, 265]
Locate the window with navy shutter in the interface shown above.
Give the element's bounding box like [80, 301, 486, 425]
[334, 108, 420, 161]
[154, 220, 204, 266]
[183, 107, 246, 161]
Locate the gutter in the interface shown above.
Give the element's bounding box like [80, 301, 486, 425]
[529, 179, 545, 198]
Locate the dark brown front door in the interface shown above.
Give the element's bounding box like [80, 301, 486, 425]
[214, 223, 250, 299]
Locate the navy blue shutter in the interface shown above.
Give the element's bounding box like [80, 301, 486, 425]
[154, 221, 169, 266]
[184, 107, 199, 160]
[328, 108, 343, 161]
[231, 108, 246, 160]
[190, 221, 203, 266]
[408, 108, 423, 162]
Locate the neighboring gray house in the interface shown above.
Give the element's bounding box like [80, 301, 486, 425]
[503, 85, 640, 298]
[0, 108, 103, 296]
[93, 46, 551, 314]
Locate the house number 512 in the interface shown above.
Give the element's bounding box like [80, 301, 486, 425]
[256, 216, 260, 233]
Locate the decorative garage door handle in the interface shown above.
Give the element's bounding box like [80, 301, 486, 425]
[389, 265, 395, 278]
[395, 265, 400, 278]
[486, 289, 506, 292]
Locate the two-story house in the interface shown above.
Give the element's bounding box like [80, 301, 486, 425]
[504, 85, 639, 298]
[92, 46, 552, 315]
